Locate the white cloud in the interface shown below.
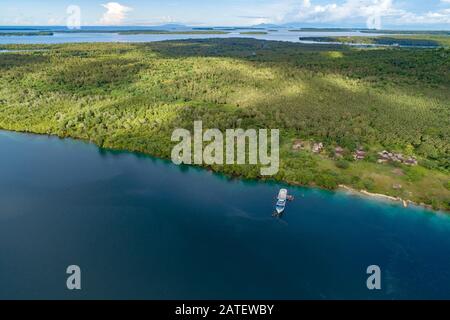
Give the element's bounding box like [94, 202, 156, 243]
[289, 0, 400, 26]
[272, 0, 450, 28]
[99, 2, 132, 25]
[394, 9, 450, 25]
[101, 0, 447, 28]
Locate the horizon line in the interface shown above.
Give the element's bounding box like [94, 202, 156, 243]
[1, 24, 450, 31]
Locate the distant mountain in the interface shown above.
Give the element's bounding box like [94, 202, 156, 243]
[252, 22, 450, 31]
[250, 23, 283, 29]
[252, 22, 369, 30]
[154, 24, 189, 30]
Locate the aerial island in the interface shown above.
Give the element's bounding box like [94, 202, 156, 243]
[0, 37, 449, 211]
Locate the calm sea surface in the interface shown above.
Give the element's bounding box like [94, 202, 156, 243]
[0, 130, 449, 299]
[0, 27, 380, 45]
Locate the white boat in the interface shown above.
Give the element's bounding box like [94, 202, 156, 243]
[275, 189, 288, 215]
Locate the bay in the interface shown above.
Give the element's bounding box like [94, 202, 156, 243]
[0, 130, 449, 299]
[0, 27, 381, 45]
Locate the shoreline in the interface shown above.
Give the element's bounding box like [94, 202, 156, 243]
[337, 185, 437, 212]
[0, 128, 446, 214]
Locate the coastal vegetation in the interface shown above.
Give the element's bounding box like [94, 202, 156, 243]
[0, 38, 448, 210]
[299, 35, 450, 47]
[0, 31, 54, 36]
[290, 28, 450, 36]
[0, 29, 230, 36]
[289, 28, 359, 32]
[360, 30, 450, 36]
[240, 32, 269, 35]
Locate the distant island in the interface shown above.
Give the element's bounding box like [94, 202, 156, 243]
[117, 30, 230, 35]
[240, 31, 269, 35]
[299, 35, 450, 47]
[0, 29, 230, 36]
[289, 28, 360, 32]
[0, 31, 54, 37]
[361, 30, 450, 36]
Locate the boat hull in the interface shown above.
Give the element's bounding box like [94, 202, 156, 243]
[274, 189, 288, 216]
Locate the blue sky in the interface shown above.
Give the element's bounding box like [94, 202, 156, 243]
[1, 0, 450, 29]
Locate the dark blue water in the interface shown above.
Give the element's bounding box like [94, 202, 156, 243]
[0, 130, 449, 300]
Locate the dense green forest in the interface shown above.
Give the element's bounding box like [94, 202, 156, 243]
[0, 39, 449, 210]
